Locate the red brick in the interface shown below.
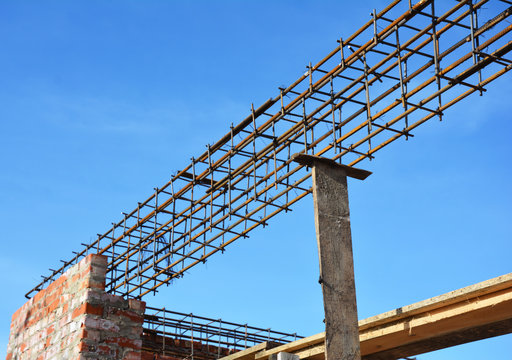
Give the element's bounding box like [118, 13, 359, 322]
[47, 298, 60, 314]
[77, 341, 89, 353]
[72, 303, 104, 319]
[71, 272, 81, 284]
[80, 277, 106, 290]
[98, 345, 113, 355]
[47, 324, 55, 336]
[116, 309, 144, 323]
[11, 306, 23, 323]
[105, 336, 141, 350]
[44, 292, 58, 308]
[33, 290, 45, 306]
[47, 273, 66, 296]
[80, 254, 93, 268]
[90, 254, 108, 267]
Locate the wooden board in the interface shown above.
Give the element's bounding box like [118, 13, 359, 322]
[310, 159, 361, 360]
[221, 342, 272, 360]
[221, 273, 512, 360]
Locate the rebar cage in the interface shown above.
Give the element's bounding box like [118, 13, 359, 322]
[142, 307, 302, 359]
[27, 0, 512, 300]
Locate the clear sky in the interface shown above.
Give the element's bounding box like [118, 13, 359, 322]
[1, 1, 511, 358]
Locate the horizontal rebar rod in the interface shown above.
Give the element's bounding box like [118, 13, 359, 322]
[143, 306, 302, 354]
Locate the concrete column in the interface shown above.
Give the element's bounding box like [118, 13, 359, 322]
[292, 154, 371, 360]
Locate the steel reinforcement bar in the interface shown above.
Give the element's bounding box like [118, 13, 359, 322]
[26, 0, 512, 299]
[143, 306, 302, 358]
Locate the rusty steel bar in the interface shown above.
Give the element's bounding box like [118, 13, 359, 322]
[143, 306, 302, 357]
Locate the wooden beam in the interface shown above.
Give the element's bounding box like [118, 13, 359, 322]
[221, 342, 273, 360]
[291, 154, 371, 180]
[360, 285, 512, 359]
[222, 273, 512, 360]
[254, 333, 325, 360]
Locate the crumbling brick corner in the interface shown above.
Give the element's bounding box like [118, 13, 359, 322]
[6, 254, 146, 360]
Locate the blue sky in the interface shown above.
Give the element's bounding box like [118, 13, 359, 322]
[1, 1, 511, 358]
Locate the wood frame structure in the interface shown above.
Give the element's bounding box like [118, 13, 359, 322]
[220, 273, 512, 360]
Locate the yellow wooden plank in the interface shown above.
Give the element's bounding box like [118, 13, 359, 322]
[254, 333, 324, 359]
[235, 273, 512, 360]
[358, 272, 512, 331]
[220, 342, 270, 360]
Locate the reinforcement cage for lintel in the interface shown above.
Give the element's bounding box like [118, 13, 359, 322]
[26, 0, 512, 300]
[143, 306, 302, 356]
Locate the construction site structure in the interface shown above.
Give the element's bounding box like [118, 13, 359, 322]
[7, 252, 512, 359]
[6, 0, 512, 359]
[25, 0, 512, 301]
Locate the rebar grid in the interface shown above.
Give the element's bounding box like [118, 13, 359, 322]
[143, 306, 301, 358]
[26, 0, 512, 299]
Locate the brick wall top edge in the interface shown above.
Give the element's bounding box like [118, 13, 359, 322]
[7, 252, 150, 360]
[80, 253, 108, 269]
[11, 253, 109, 322]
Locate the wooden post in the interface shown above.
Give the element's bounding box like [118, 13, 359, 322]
[292, 154, 371, 360]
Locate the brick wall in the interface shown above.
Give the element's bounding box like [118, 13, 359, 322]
[6, 254, 146, 360]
